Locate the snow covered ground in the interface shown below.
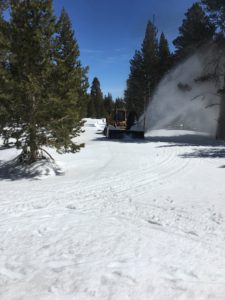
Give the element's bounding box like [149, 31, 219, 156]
[1, 118, 225, 300]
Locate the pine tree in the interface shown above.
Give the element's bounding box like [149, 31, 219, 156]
[142, 20, 159, 98]
[51, 8, 88, 152]
[0, 3, 10, 136]
[0, 0, 9, 13]
[90, 77, 104, 118]
[158, 32, 172, 78]
[114, 97, 125, 110]
[201, 0, 225, 138]
[87, 93, 96, 118]
[6, 0, 57, 162]
[124, 50, 145, 116]
[1, 0, 87, 163]
[173, 3, 215, 61]
[103, 93, 113, 116]
[125, 21, 160, 117]
[0, 3, 8, 60]
[201, 0, 225, 35]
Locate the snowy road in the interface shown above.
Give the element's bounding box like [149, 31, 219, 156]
[0, 119, 225, 299]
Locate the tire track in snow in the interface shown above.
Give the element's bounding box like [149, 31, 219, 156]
[0, 143, 194, 216]
[72, 144, 193, 208]
[0, 139, 199, 224]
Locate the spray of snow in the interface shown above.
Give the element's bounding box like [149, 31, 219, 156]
[144, 46, 223, 136]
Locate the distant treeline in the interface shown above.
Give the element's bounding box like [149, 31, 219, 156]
[124, 2, 218, 119]
[88, 1, 225, 127]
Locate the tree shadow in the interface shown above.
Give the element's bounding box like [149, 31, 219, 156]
[92, 131, 224, 146]
[0, 157, 64, 181]
[93, 132, 225, 169]
[180, 148, 225, 159]
[149, 133, 224, 148]
[146, 133, 225, 164]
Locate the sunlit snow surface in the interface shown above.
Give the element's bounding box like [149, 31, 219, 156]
[0, 119, 225, 300]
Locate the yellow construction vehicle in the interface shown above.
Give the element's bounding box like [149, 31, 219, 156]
[103, 108, 145, 139]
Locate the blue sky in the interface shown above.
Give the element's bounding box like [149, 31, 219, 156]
[53, 0, 197, 99]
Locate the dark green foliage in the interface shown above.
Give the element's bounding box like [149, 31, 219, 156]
[201, 0, 225, 34]
[55, 8, 89, 119]
[173, 3, 215, 60]
[125, 21, 171, 117]
[86, 93, 96, 118]
[158, 32, 172, 78]
[142, 21, 159, 94]
[89, 77, 104, 118]
[0, 0, 9, 13]
[125, 50, 146, 117]
[0, 1, 88, 163]
[51, 8, 88, 152]
[103, 93, 114, 116]
[0, 4, 11, 137]
[8, 0, 57, 161]
[200, 0, 225, 139]
[114, 97, 126, 110]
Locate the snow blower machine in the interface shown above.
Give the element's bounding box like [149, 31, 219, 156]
[103, 109, 145, 139]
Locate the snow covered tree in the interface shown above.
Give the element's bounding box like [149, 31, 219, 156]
[173, 3, 215, 61]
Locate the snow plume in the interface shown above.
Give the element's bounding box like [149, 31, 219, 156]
[144, 46, 223, 136]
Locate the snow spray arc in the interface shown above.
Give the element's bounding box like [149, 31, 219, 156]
[144, 46, 223, 136]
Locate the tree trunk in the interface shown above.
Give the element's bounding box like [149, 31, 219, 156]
[28, 95, 38, 163]
[29, 126, 38, 163]
[216, 77, 225, 139]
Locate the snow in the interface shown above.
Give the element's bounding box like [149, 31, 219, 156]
[0, 118, 225, 299]
[94, 119, 106, 132]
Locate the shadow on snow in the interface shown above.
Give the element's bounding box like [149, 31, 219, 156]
[93, 131, 225, 164]
[0, 157, 64, 181]
[93, 131, 225, 147]
[149, 134, 224, 148]
[149, 133, 225, 162]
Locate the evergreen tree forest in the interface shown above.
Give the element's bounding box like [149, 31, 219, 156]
[87, 78, 122, 119]
[124, 1, 224, 131]
[125, 21, 172, 118]
[0, 0, 88, 163]
[88, 77, 104, 119]
[200, 0, 225, 139]
[173, 3, 215, 61]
